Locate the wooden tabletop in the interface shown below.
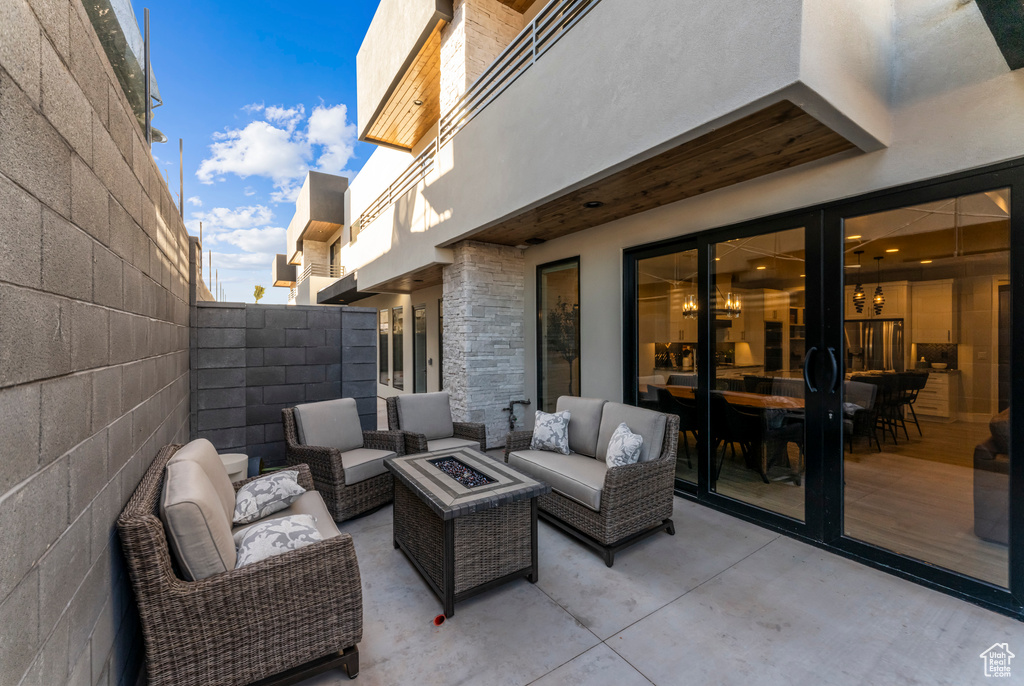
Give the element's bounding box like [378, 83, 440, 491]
[652, 384, 805, 410]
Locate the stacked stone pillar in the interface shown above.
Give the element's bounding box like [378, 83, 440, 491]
[442, 242, 526, 448]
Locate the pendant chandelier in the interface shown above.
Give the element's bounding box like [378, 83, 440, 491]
[852, 250, 866, 314]
[722, 291, 742, 319]
[873, 256, 885, 315]
[682, 294, 698, 319]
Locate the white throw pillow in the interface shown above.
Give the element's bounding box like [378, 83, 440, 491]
[233, 470, 306, 525]
[235, 514, 323, 568]
[606, 422, 643, 467]
[531, 410, 571, 454]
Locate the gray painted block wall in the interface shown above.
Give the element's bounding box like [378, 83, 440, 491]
[0, 1, 192, 685]
[191, 303, 376, 465]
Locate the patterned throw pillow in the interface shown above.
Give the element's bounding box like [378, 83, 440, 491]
[233, 470, 306, 525]
[235, 514, 323, 568]
[605, 422, 644, 468]
[531, 410, 571, 454]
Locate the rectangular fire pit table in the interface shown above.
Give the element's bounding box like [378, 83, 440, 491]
[384, 447, 551, 618]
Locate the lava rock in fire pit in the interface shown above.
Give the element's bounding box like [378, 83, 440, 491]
[429, 456, 496, 488]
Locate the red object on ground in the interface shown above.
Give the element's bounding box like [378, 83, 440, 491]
[433, 615, 446, 626]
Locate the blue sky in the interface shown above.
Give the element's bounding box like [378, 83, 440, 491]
[138, 0, 380, 304]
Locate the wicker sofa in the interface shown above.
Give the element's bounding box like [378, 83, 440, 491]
[504, 397, 679, 566]
[117, 440, 362, 686]
[386, 391, 487, 453]
[283, 398, 405, 522]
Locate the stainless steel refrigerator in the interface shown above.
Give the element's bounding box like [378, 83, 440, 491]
[844, 319, 904, 372]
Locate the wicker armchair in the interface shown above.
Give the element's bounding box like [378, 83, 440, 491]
[283, 405, 404, 522]
[385, 392, 487, 453]
[504, 398, 679, 566]
[117, 445, 362, 686]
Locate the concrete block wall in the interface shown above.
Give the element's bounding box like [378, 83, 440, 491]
[442, 241, 525, 447]
[191, 303, 376, 465]
[440, 0, 526, 113]
[0, 1, 191, 685]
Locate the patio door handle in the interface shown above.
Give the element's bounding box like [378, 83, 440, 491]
[802, 347, 819, 393]
[825, 347, 839, 394]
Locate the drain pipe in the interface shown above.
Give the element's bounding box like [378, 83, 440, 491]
[502, 399, 532, 432]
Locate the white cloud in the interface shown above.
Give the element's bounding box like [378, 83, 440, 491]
[187, 196, 202, 207]
[196, 103, 358, 203]
[243, 187, 256, 196]
[209, 227, 287, 254]
[241, 102, 265, 114]
[191, 205, 274, 231]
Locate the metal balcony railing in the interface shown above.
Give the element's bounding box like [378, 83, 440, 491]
[354, 0, 601, 236]
[298, 263, 345, 283]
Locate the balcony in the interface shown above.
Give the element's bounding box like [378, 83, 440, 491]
[286, 172, 349, 265]
[357, 0, 454, 150]
[351, 0, 892, 293]
[271, 254, 297, 288]
[290, 262, 345, 305]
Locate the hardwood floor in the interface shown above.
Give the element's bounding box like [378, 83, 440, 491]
[673, 417, 1009, 588]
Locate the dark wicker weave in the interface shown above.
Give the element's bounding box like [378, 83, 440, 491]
[117, 445, 363, 686]
[385, 396, 488, 452]
[504, 414, 680, 566]
[282, 408, 404, 522]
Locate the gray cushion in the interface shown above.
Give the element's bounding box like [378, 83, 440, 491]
[160, 460, 236, 580]
[341, 448, 396, 485]
[234, 514, 323, 569]
[167, 439, 236, 523]
[233, 470, 306, 525]
[397, 392, 454, 440]
[596, 402, 666, 464]
[530, 410, 571, 454]
[426, 436, 481, 452]
[294, 399, 364, 453]
[233, 490, 342, 540]
[555, 396, 606, 457]
[508, 449, 606, 511]
[605, 423, 643, 467]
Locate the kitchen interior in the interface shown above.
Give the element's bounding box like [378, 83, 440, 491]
[637, 188, 1012, 587]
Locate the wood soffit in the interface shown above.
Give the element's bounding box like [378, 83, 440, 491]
[300, 220, 344, 244]
[496, 0, 538, 11]
[465, 101, 857, 248]
[364, 21, 445, 151]
[372, 263, 447, 293]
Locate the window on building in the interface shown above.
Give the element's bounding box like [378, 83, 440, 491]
[393, 307, 404, 390]
[379, 309, 389, 385]
[538, 258, 580, 412]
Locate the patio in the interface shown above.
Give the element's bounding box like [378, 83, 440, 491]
[283, 417, 1024, 685]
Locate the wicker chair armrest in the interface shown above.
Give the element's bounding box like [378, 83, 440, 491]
[363, 430, 406, 455]
[400, 430, 429, 454]
[603, 458, 675, 510]
[504, 431, 534, 462]
[233, 463, 315, 492]
[285, 444, 344, 487]
[453, 422, 487, 450]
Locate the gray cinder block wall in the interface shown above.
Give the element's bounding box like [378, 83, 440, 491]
[191, 303, 376, 464]
[442, 241, 525, 447]
[0, 1, 191, 685]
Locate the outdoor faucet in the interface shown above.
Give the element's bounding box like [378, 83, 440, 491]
[502, 399, 532, 431]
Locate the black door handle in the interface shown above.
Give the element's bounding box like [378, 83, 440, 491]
[802, 347, 818, 393]
[825, 347, 839, 394]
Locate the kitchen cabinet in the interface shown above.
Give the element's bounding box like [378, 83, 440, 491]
[914, 371, 958, 421]
[911, 280, 956, 343]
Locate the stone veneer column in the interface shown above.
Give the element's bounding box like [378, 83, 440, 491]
[443, 241, 525, 447]
[440, 0, 527, 113]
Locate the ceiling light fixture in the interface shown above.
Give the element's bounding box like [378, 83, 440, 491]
[886, 248, 899, 253]
[920, 260, 933, 264]
[852, 250, 866, 314]
[582, 201, 604, 209]
[756, 265, 767, 270]
[873, 256, 885, 315]
[413, 99, 424, 106]
[847, 235, 862, 240]
[682, 294, 698, 319]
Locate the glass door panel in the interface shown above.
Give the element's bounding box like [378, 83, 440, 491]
[636, 248, 699, 483]
[538, 259, 580, 412]
[413, 306, 427, 393]
[711, 228, 807, 521]
[379, 309, 389, 385]
[392, 307, 404, 390]
[841, 189, 1011, 587]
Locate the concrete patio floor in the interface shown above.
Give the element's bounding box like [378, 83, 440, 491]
[297, 463, 1024, 684]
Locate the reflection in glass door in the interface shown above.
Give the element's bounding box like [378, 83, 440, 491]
[379, 309, 389, 385]
[413, 306, 427, 393]
[392, 307, 404, 390]
[538, 259, 580, 412]
[841, 188, 1011, 587]
[636, 248, 699, 483]
[711, 229, 808, 521]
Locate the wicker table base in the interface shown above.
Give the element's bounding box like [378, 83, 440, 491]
[385, 448, 550, 618]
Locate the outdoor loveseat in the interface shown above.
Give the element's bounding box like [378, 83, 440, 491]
[386, 391, 487, 452]
[283, 398, 405, 522]
[117, 439, 362, 685]
[504, 397, 678, 566]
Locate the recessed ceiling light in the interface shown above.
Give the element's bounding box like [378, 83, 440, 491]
[800, 274, 805, 278]
[845, 264, 862, 268]
[714, 257, 720, 261]
[847, 235, 861, 240]
[582, 201, 604, 209]
[756, 266, 767, 270]
[886, 248, 899, 253]
[413, 99, 423, 106]
[920, 260, 932, 264]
